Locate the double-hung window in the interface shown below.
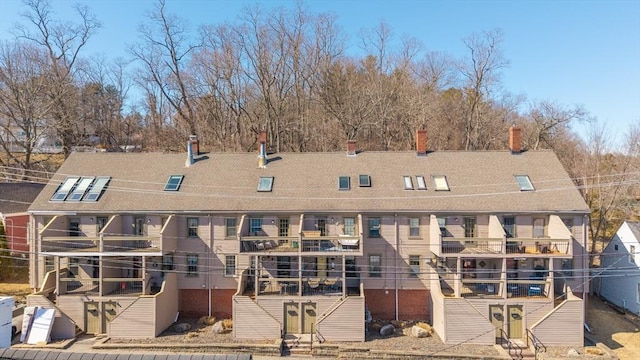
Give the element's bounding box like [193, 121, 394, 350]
[225, 255, 236, 276]
[409, 255, 420, 278]
[344, 217, 356, 236]
[187, 217, 199, 238]
[225, 218, 237, 238]
[250, 218, 263, 235]
[464, 217, 476, 238]
[368, 218, 381, 238]
[186, 255, 198, 276]
[409, 218, 420, 237]
[369, 255, 381, 277]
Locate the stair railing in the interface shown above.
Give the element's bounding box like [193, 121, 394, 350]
[499, 329, 523, 360]
[526, 329, 546, 359]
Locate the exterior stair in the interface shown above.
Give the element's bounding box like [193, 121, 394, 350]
[282, 334, 315, 357]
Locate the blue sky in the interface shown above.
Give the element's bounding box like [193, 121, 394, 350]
[1, 0, 639, 143]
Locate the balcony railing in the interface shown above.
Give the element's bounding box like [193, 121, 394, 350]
[253, 276, 344, 297]
[240, 235, 360, 254]
[59, 277, 149, 296]
[440, 237, 571, 256]
[40, 234, 163, 253]
[440, 274, 550, 299]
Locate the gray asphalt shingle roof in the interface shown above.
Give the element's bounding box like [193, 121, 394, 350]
[0, 182, 46, 214]
[28, 149, 590, 214]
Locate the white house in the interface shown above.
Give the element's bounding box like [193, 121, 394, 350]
[599, 221, 640, 315]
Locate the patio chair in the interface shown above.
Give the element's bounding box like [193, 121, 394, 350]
[528, 284, 542, 297]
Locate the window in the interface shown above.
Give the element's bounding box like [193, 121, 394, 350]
[437, 217, 447, 237]
[250, 218, 263, 235]
[339, 176, 351, 190]
[359, 175, 371, 187]
[164, 175, 184, 191]
[562, 217, 574, 234]
[67, 177, 95, 201]
[561, 259, 573, 278]
[69, 218, 80, 237]
[403, 176, 413, 190]
[44, 257, 54, 273]
[225, 255, 236, 277]
[186, 255, 198, 276]
[368, 218, 381, 238]
[432, 175, 450, 191]
[316, 217, 328, 236]
[533, 218, 545, 238]
[96, 217, 108, 233]
[83, 176, 110, 202]
[464, 217, 476, 238]
[225, 218, 237, 238]
[409, 218, 420, 237]
[409, 255, 420, 278]
[503, 217, 515, 238]
[278, 218, 289, 237]
[344, 217, 356, 236]
[134, 216, 145, 236]
[369, 255, 381, 277]
[50, 176, 80, 201]
[515, 175, 534, 191]
[68, 257, 79, 277]
[187, 217, 199, 238]
[257, 177, 274, 192]
[416, 176, 427, 190]
[631, 245, 637, 264]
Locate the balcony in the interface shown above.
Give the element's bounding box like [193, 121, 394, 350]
[40, 234, 165, 254]
[440, 237, 571, 257]
[58, 276, 157, 296]
[240, 233, 361, 254]
[244, 276, 348, 297]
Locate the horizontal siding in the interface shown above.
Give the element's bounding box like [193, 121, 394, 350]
[317, 297, 364, 342]
[25, 295, 76, 339]
[255, 298, 286, 322]
[443, 298, 494, 345]
[109, 297, 156, 339]
[154, 272, 179, 336]
[531, 299, 583, 346]
[233, 296, 281, 339]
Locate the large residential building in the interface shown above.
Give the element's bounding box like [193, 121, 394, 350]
[26, 128, 590, 346]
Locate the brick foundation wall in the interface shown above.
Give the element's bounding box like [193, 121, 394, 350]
[179, 289, 235, 319]
[364, 289, 430, 321]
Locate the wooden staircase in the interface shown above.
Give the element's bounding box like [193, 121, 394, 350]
[282, 334, 316, 356]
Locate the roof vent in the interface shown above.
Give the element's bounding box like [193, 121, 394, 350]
[258, 141, 267, 168]
[185, 139, 194, 167]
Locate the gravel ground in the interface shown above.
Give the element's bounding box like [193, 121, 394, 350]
[107, 318, 611, 359]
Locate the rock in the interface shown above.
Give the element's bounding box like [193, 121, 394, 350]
[567, 348, 580, 356]
[174, 322, 191, 333]
[212, 320, 226, 334]
[411, 325, 429, 338]
[379, 323, 395, 337]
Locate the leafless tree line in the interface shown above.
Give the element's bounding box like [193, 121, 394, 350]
[0, 0, 638, 249]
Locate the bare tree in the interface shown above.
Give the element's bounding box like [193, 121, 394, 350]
[130, 0, 199, 143]
[525, 100, 588, 150]
[456, 28, 509, 150]
[16, 0, 100, 158]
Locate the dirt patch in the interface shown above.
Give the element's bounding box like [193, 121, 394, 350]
[586, 295, 640, 360]
[0, 282, 31, 304]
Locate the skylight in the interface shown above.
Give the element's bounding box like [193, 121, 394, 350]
[416, 176, 427, 190]
[403, 176, 413, 190]
[359, 175, 371, 187]
[164, 175, 184, 191]
[339, 176, 351, 190]
[515, 175, 535, 191]
[432, 175, 450, 191]
[82, 176, 111, 202]
[257, 176, 274, 192]
[67, 177, 95, 201]
[50, 176, 80, 201]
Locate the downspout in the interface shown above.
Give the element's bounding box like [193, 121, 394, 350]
[208, 214, 212, 317]
[395, 213, 398, 321]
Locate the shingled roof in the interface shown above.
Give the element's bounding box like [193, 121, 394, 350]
[0, 182, 46, 214]
[28, 149, 590, 214]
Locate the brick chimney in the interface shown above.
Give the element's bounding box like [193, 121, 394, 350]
[346, 140, 357, 156]
[416, 129, 427, 155]
[189, 134, 199, 155]
[256, 130, 267, 152]
[509, 126, 521, 153]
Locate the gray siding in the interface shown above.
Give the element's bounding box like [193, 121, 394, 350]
[316, 297, 365, 342]
[233, 296, 281, 339]
[154, 272, 179, 335]
[108, 297, 156, 338]
[531, 297, 583, 346]
[442, 298, 494, 345]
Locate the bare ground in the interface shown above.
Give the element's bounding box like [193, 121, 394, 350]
[586, 295, 640, 360]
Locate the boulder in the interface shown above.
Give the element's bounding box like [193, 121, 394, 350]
[379, 323, 395, 337]
[212, 320, 226, 334]
[174, 322, 191, 333]
[411, 325, 429, 338]
[567, 348, 580, 357]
